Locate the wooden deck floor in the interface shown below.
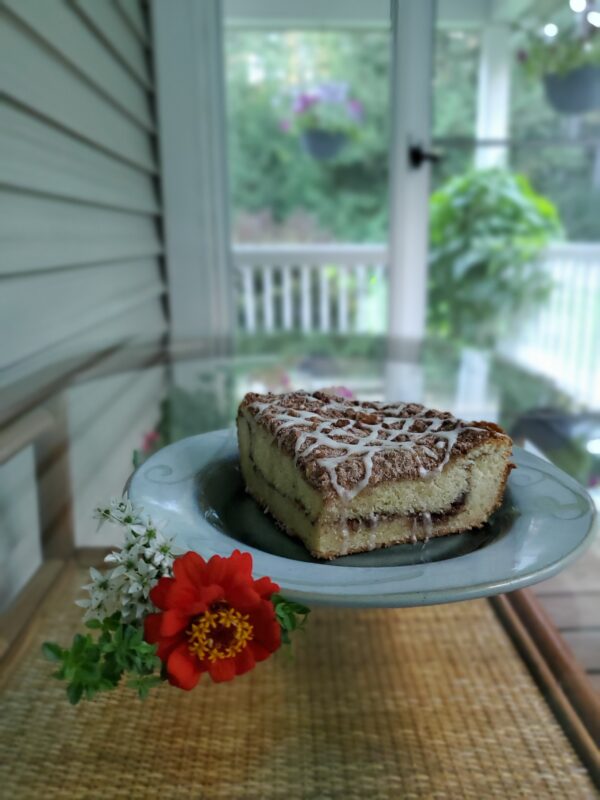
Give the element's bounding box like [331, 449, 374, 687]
[533, 534, 600, 694]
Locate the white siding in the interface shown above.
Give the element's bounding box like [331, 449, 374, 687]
[0, 1, 167, 579]
[0, 448, 42, 613]
[0, 0, 166, 386]
[68, 368, 167, 548]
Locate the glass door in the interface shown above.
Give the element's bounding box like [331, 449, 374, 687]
[223, 1, 410, 357]
[429, 2, 600, 408]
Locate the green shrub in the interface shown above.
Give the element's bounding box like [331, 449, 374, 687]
[427, 169, 562, 348]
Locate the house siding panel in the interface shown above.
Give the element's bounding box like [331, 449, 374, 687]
[0, 0, 165, 384]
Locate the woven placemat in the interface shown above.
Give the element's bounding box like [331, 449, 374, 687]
[0, 565, 596, 800]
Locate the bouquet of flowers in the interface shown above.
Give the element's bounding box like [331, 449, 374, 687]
[43, 499, 310, 703]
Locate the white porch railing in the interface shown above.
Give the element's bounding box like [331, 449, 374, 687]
[233, 244, 388, 335]
[500, 243, 600, 409]
[234, 240, 600, 408]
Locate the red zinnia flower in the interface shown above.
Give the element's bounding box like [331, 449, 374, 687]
[144, 550, 281, 689]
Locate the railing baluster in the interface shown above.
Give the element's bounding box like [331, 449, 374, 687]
[563, 259, 578, 383]
[374, 264, 386, 334]
[354, 264, 367, 333]
[301, 265, 311, 334]
[282, 267, 293, 331]
[549, 260, 563, 359]
[537, 258, 556, 362]
[569, 258, 586, 393]
[242, 266, 256, 333]
[593, 268, 600, 407]
[262, 266, 274, 333]
[338, 268, 349, 334]
[319, 267, 330, 333]
[580, 261, 597, 406]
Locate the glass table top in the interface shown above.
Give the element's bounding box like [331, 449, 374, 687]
[1, 337, 599, 690]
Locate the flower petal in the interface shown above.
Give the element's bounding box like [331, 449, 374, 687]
[252, 576, 280, 599]
[167, 643, 202, 691]
[207, 657, 237, 683]
[233, 548, 253, 568]
[173, 551, 207, 587]
[149, 577, 175, 609]
[234, 646, 256, 676]
[165, 582, 201, 611]
[184, 586, 223, 616]
[143, 612, 162, 644]
[216, 550, 254, 593]
[204, 554, 229, 585]
[144, 613, 181, 661]
[249, 641, 273, 663]
[160, 608, 190, 637]
[249, 601, 282, 653]
[225, 577, 261, 610]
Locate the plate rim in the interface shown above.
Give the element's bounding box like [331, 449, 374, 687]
[128, 429, 598, 607]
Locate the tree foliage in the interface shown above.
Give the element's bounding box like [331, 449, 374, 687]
[226, 27, 599, 244]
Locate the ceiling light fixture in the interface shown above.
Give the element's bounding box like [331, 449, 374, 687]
[588, 10, 600, 25]
[543, 23, 559, 37]
[570, 0, 587, 12]
[586, 438, 600, 455]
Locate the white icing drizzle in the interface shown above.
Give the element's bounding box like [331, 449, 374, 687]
[421, 511, 433, 542]
[340, 522, 350, 555]
[250, 395, 500, 502]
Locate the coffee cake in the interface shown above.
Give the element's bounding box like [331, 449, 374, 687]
[237, 390, 513, 559]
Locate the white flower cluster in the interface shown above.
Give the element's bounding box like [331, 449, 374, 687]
[76, 497, 179, 624]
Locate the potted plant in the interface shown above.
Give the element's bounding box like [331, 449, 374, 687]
[280, 82, 363, 160]
[518, 21, 600, 114]
[427, 169, 562, 353]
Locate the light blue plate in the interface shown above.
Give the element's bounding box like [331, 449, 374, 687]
[128, 429, 597, 607]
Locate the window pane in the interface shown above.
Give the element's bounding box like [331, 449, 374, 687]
[226, 30, 390, 243]
[433, 28, 480, 139]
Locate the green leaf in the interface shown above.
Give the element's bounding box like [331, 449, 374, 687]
[127, 674, 163, 700]
[45, 616, 163, 705]
[85, 619, 102, 630]
[272, 594, 311, 643]
[67, 683, 83, 705]
[42, 642, 63, 662]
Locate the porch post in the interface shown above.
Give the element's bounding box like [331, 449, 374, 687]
[151, 0, 233, 350]
[387, 0, 435, 354]
[475, 23, 511, 169]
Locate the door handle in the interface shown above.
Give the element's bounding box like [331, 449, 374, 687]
[409, 144, 443, 169]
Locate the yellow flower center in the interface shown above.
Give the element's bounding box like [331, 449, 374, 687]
[187, 606, 254, 662]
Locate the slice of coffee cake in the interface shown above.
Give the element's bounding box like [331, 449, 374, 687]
[237, 391, 513, 559]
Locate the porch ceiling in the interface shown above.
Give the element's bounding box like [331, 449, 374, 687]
[224, 0, 534, 30]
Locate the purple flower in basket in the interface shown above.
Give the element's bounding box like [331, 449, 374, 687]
[347, 98, 364, 121]
[316, 81, 349, 104]
[286, 82, 364, 142]
[293, 92, 319, 114]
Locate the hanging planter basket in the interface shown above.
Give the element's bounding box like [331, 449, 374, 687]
[301, 129, 347, 160]
[543, 65, 600, 114]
